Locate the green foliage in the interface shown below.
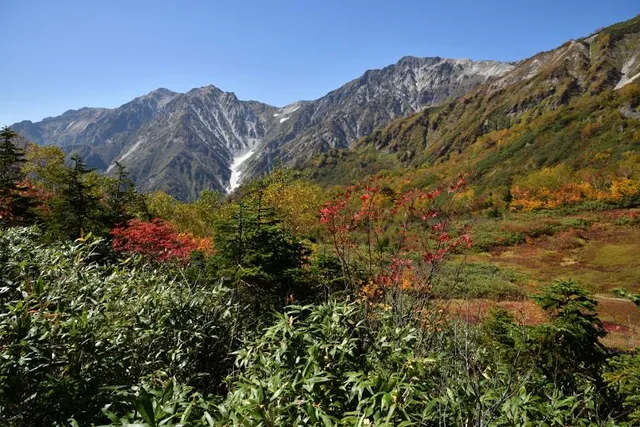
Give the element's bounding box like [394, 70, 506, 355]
[613, 288, 640, 306]
[0, 127, 37, 225]
[0, 127, 26, 192]
[437, 262, 527, 300]
[100, 379, 218, 426]
[1, 228, 632, 425]
[215, 299, 622, 426]
[0, 227, 242, 426]
[532, 280, 607, 388]
[605, 354, 640, 423]
[102, 161, 139, 228]
[210, 198, 314, 311]
[217, 301, 434, 426]
[45, 154, 106, 239]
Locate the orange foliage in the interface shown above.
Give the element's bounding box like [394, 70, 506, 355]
[511, 182, 595, 211]
[580, 122, 601, 138]
[511, 177, 640, 212]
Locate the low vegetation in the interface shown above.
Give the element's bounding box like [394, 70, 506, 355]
[0, 72, 639, 425]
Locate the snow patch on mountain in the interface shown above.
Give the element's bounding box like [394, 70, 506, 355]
[615, 54, 640, 90]
[227, 150, 255, 192]
[106, 138, 147, 173]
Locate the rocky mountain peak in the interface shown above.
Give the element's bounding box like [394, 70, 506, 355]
[11, 56, 515, 200]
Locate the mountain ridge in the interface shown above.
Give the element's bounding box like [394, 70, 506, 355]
[11, 56, 514, 200]
[13, 14, 640, 202]
[307, 15, 640, 200]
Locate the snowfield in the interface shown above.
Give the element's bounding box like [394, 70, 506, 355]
[227, 150, 255, 192]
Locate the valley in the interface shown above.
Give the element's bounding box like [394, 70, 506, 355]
[1, 8, 640, 427]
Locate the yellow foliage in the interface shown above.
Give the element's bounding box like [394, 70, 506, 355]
[592, 150, 611, 163]
[263, 179, 325, 236]
[478, 129, 511, 148]
[617, 152, 640, 179]
[515, 164, 572, 192]
[511, 182, 595, 211]
[608, 178, 640, 202]
[23, 144, 67, 190]
[580, 122, 601, 138]
[146, 191, 221, 237]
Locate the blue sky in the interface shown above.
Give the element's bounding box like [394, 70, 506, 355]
[1, 0, 638, 126]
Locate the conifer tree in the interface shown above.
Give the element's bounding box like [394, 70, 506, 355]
[0, 127, 36, 225]
[212, 196, 312, 311]
[47, 154, 103, 240]
[104, 161, 137, 228]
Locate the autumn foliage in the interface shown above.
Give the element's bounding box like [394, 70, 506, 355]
[111, 218, 213, 262]
[320, 175, 471, 318]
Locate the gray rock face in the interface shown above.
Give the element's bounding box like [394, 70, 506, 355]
[245, 57, 513, 178]
[12, 57, 513, 201]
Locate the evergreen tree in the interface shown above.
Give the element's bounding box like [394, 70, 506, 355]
[532, 280, 606, 389]
[47, 154, 104, 240]
[0, 127, 36, 226]
[212, 197, 312, 312]
[104, 161, 137, 228]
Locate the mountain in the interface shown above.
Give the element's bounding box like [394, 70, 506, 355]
[309, 15, 640, 193]
[242, 57, 513, 178]
[13, 88, 179, 170]
[11, 58, 513, 200]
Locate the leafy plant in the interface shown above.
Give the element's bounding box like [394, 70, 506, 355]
[0, 227, 241, 426]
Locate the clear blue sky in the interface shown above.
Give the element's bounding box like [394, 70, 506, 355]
[2, 0, 638, 126]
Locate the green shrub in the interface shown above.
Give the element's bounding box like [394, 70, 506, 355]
[214, 299, 618, 426]
[435, 262, 527, 300]
[0, 227, 242, 426]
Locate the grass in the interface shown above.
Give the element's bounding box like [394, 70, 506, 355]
[597, 297, 639, 350]
[467, 208, 640, 293]
[455, 207, 640, 349]
[436, 261, 529, 300]
[589, 243, 639, 268]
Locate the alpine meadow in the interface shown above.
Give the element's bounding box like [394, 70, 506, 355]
[2, 5, 640, 426]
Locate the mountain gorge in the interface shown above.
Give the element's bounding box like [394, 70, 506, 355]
[11, 57, 512, 200]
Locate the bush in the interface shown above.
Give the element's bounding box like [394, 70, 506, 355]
[0, 227, 242, 426]
[436, 262, 527, 300]
[214, 299, 618, 426]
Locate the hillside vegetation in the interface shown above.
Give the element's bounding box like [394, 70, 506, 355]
[1, 14, 640, 427]
[311, 16, 640, 212]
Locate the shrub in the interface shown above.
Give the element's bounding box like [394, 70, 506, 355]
[436, 262, 527, 300]
[111, 218, 212, 262]
[215, 299, 618, 426]
[0, 227, 241, 426]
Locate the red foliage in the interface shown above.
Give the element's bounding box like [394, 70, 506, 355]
[0, 178, 51, 223]
[110, 218, 207, 262]
[602, 321, 631, 334]
[319, 174, 472, 304]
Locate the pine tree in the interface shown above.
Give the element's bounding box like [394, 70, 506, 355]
[104, 162, 137, 228]
[0, 127, 36, 226]
[47, 154, 104, 240]
[212, 197, 312, 311]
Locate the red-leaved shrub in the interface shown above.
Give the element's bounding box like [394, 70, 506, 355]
[111, 218, 211, 262]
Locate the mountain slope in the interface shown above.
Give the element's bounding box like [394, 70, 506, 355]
[309, 15, 640, 197]
[11, 58, 512, 200]
[13, 89, 179, 171]
[243, 57, 512, 179]
[116, 87, 277, 199]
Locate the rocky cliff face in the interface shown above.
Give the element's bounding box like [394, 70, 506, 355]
[244, 57, 513, 179]
[307, 15, 640, 187]
[12, 57, 514, 200]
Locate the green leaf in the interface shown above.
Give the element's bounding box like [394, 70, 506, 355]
[132, 388, 156, 427]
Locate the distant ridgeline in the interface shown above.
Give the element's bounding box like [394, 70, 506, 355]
[11, 61, 514, 201]
[9, 16, 640, 205]
[309, 15, 640, 212]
